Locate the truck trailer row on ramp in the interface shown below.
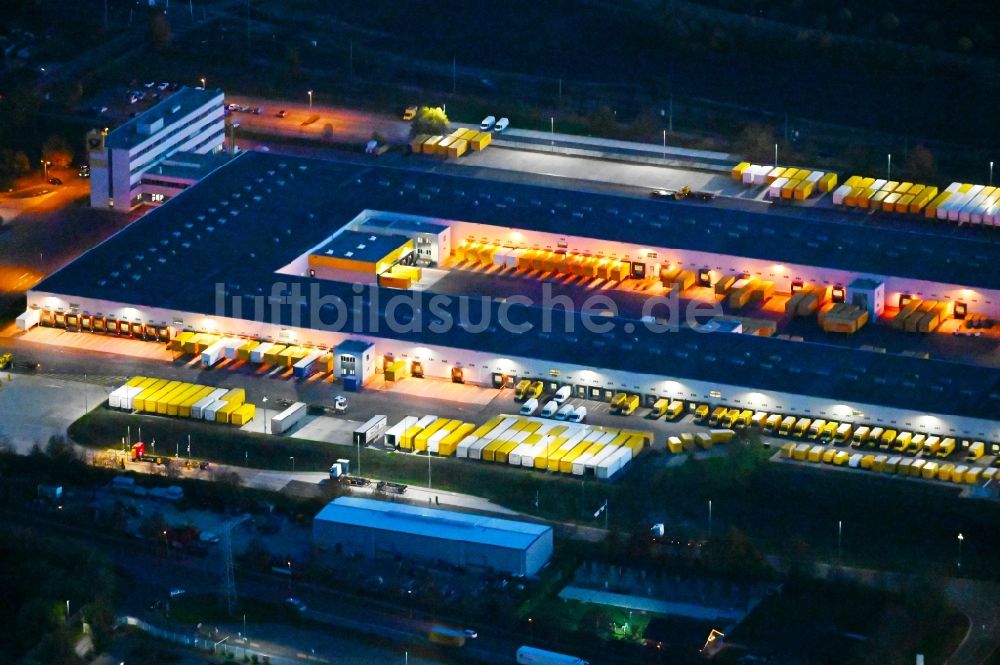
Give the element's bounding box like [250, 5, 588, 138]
[385, 414, 651, 480]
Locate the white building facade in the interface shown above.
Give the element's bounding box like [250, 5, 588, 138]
[88, 87, 225, 210]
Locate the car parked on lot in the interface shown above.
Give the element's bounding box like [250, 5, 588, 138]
[47, 177, 62, 185]
[494, 117, 510, 132]
[285, 597, 307, 612]
[275, 109, 288, 118]
[157, 82, 169, 90]
[480, 115, 496, 131]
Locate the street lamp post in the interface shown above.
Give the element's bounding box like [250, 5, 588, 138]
[66, 600, 70, 623]
[307, 90, 313, 108]
[262, 396, 268, 434]
[957, 532, 964, 569]
[550, 116, 554, 147]
[290, 456, 295, 473]
[773, 143, 778, 168]
[662, 129, 666, 161]
[41, 160, 50, 180]
[200, 77, 206, 89]
[990, 161, 994, 187]
[708, 499, 713, 536]
[887, 153, 892, 181]
[837, 520, 843, 562]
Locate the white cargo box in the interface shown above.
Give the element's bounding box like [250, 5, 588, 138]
[16, 309, 40, 330]
[832, 184, 852, 206]
[385, 416, 419, 448]
[768, 177, 788, 199]
[456, 435, 478, 459]
[271, 401, 308, 435]
[192, 388, 227, 419]
[249, 342, 274, 364]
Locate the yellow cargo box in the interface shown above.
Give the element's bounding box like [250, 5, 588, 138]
[925, 191, 951, 218]
[667, 436, 685, 454]
[470, 132, 492, 151]
[781, 442, 795, 458]
[170, 331, 194, 352]
[710, 429, 735, 444]
[231, 403, 256, 426]
[222, 388, 245, 404]
[145, 381, 182, 413]
[859, 177, 876, 188]
[399, 425, 423, 451]
[843, 175, 863, 188]
[793, 180, 814, 199]
[895, 194, 914, 214]
[880, 180, 899, 192]
[262, 345, 287, 365]
[844, 187, 865, 207]
[833, 450, 850, 465]
[921, 461, 939, 479]
[680, 432, 696, 451]
[818, 172, 838, 192]
[860, 454, 875, 469]
[166, 384, 201, 416]
[237, 340, 259, 362]
[937, 463, 954, 480]
[807, 446, 823, 462]
[696, 433, 714, 449]
[559, 442, 594, 473]
[180, 386, 214, 418]
[215, 401, 239, 424]
[447, 139, 468, 158]
[882, 192, 901, 211]
[422, 136, 443, 154]
[732, 162, 751, 180]
[156, 383, 191, 415]
[782, 168, 800, 181]
[781, 179, 802, 199]
[792, 443, 810, 460]
[409, 134, 430, 153]
[894, 182, 913, 194]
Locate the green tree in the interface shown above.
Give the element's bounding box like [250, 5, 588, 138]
[42, 135, 73, 168]
[410, 106, 449, 138]
[735, 123, 776, 163]
[149, 10, 172, 51]
[904, 144, 936, 182]
[0, 149, 31, 187]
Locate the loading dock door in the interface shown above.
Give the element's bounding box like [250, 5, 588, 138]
[492, 373, 514, 389]
[574, 384, 588, 398]
[451, 367, 465, 384]
[410, 361, 424, 378]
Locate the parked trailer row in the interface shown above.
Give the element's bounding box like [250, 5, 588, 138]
[389, 413, 650, 480]
[892, 298, 953, 333]
[454, 242, 637, 285]
[108, 377, 254, 426]
[410, 127, 490, 158]
[781, 442, 999, 487]
[732, 162, 836, 199]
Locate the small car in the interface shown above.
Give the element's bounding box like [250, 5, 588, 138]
[285, 597, 307, 612]
[494, 117, 510, 132]
[402, 106, 417, 120]
[480, 115, 496, 131]
[464, 629, 478, 639]
[169, 588, 185, 598]
[275, 109, 288, 118]
[47, 177, 63, 185]
[157, 82, 170, 90]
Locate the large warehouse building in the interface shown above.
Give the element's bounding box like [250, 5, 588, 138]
[24, 151, 1000, 441]
[312, 497, 554, 576]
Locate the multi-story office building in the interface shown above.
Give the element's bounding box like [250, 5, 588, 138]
[87, 87, 226, 210]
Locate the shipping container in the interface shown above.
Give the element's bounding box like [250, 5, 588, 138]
[732, 162, 751, 181]
[192, 388, 228, 419]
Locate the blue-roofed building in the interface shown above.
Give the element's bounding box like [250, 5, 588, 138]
[313, 497, 553, 576]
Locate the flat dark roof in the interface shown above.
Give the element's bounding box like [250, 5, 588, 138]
[34, 152, 1000, 421]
